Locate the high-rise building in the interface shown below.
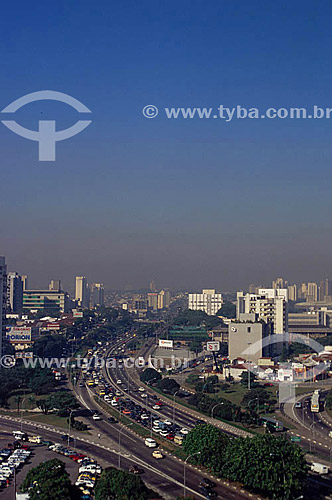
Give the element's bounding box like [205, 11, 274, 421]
[319, 279, 332, 301]
[147, 292, 158, 311]
[7, 272, 23, 313]
[288, 284, 297, 302]
[272, 278, 288, 289]
[149, 280, 156, 292]
[188, 289, 223, 316]
[21, 275, 28, 291]
[23, 289, 70, 313]
[75, 276, 89, 308]
[157, 289, 171, 309]
[90, 283, 104, 308]
[0, 257, 7, 355]
[307, 282, 318, 302]
[237, 288, 288, 335]
[49, 280, 62, 291]
[229, 313, 272, 363]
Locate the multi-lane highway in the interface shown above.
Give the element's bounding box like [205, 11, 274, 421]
[72, 334, 256, 500]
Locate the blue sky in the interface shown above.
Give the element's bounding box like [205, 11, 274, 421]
[1, 0, 332, 291]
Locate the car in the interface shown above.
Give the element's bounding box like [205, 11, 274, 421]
[138, 387, 145, 392]
[152, 405, 161, 410]
[129, 465, 143, 474]
[141, 393, 147, 398]
[166, 434, 174, 440]
[163, 419, 172, 426]
[180, 427, 190, 435]
[264, 382, 274, 387]
[200, 478, 216, 488]
[108, 416, 118, 423]
[116, 379, 122, 384]
[144, 438, 157, 448]
[295, 402, 302, 408]
[92, 414, 102, 421]
[152, 450, 164, 459]
[159, 430, 169, 437]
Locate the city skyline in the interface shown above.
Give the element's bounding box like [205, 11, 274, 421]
[1, 2, 332, 290]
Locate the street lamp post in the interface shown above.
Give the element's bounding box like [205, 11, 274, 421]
[211, 402, 224, 419]
[173, 390, 180, 424]
[184, 452, 201, 498]
[247, 342, 252, 390]
[310, 421, 315, 453]
[20, 397, 26, 432]
[118, 423, 133, 469]
[67, 409, 75, 448]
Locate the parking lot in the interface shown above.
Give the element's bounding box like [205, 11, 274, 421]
[0, 433, 79, 498]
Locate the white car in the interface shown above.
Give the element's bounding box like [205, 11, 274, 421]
[138, 387, 145, 392]
[111, 400, 118, 407]
[152, 405, 161, 410]
[144, 438, 157, 448]
[159, 430, 169, 437]
[141, 393, 147, 398]
[180, 427, 190, 435]
[92, 414, 101, 420]
[117, 379, 122, 384]
[163, 419, 172, 426]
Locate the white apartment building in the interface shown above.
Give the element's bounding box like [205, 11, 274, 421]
[0, 257, 7, 355]
[237, 288, 288, 334]
[188, 289, 223, 316]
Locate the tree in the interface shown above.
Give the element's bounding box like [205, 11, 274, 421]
[45, 390, 79, 416]
[217, 301, 236, 318]
[95, 467, 150, 500]
[221, 435, 308, 500]
[240, 371, 258, 387]
[140, 367, 161, 384]
[33, 334, 67, 358]
[157, 377, 180, 394]
[20, 458, 80, 500]
[241, 388, 271, 409]
[189, 340, 202, 354]
[183, 424, 230, 474]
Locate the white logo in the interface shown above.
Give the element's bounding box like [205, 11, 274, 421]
[1, 90, 92, 161]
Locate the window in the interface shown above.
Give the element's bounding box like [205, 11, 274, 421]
[247, 327, 251, 333]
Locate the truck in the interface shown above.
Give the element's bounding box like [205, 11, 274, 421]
[310, 462, 329, 474]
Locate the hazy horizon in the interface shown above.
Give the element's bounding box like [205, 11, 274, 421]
[1, 1, 332, 291]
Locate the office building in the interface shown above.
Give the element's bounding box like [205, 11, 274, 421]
[23, 289, 70, 313]
[90, 283, 104, 308]
[49, 280, 61, 291]
[75, 276, 89, 308]
[236, 288, 288, 334]
[157, 289, 171, 309]
[188, 289, 223, 316]
[149, 280, 156, 292]
[288, 284, 297, 301]
[307, 282, 318, 302]
[272, 277, 288, 289]
[21, 275, 28, 291]
[229, 313, 272, 363]
[7, 272, 23, 313]
[0, 257, 7, 355]
[147, 292, 158, 311]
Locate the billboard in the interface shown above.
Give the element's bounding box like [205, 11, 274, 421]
[73, 311, 84, 318]
[7, 327, 32, 343]
[206, 341, 220, 352]
[159, 339, 174, 349]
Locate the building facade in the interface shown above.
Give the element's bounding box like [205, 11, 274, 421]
[23, 290, 70, 313]
[75, 276, 89, 308]
[7, 272, 23, 313]
[188, 289, 223, 316]
[228, 313, 272, 363]
[237, 288, 288, 334]
[90, 283, 104, 308]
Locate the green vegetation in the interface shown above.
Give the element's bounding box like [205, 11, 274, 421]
[157, 377, 180, 394]
[33, 334, 67, 358]
[183, 425, 308, 500]
[183, 424, 230, 474]
[37, 390, 79, 416]
[0, 365, 57, 407]
[20, 459, 80, 500]
[217, 301, 236, 318]
[172, 309, 221, 328]
[140, 367, 162, 384]
[95, 467, 151, 500]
